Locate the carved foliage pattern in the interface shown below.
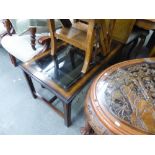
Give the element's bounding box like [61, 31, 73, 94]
[98, 62, 155, 133]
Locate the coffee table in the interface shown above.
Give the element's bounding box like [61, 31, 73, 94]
[20, 44, 118, 127]
[84, 58, 155, 134]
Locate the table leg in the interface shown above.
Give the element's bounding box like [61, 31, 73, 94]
[23, 71, 37, 99]
[9, 54, 17, 67]
[80, 121, 94, 135]
[63, 102, 72, 127]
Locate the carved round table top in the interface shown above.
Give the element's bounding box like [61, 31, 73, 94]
[85, 58, 155, 134]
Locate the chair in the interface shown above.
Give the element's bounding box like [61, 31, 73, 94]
[48, 19, 97, 74]
[49, 19, 146, 75]
[1, 19, 59, 66]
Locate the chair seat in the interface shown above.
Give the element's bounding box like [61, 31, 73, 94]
[55, 25, 87, 51]
[1, 33, 49, 62]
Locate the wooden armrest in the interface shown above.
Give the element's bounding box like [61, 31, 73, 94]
[2, 19, 15, 36]
[38, 36, 51, 45]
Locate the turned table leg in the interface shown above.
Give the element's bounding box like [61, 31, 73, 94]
[63, 102, 72, 127]
[23, 71, 37, 99]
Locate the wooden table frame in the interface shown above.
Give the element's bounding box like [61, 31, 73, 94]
[21, 66, 72, 127]
[20, 19, 136, 127]
[20, 42, 122, 127]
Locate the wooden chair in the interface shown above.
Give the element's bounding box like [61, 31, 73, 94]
[1, 19, 51, 66]
[48, 19, 96, 74]
[48, 19, 145, 74]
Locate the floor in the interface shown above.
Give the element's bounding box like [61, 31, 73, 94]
[0, 46, 92, 135]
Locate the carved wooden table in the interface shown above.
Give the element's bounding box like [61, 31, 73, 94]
[84, 58, 155, 134]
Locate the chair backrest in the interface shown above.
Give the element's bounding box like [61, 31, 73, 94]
[95, 19, 136, 55]
[9, 19, 49, 35]
[48, 19, 136, 56]
[94, 19, 116, 55]
[111, 19, 136, 43]
[74, 19, 135, 44]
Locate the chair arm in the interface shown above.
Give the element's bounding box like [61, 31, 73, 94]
[37, 36, 51, 53]
[2, 19, 15, 36]
[38, 36, 51, 45]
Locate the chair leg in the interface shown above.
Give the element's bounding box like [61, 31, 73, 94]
[81, 49, 92, 74]
[63, 102, 72, 127]
[137, 35, 146, 50]
[134, 35, 146, 57]
[125, 38, 139, 59]
[9, 54, 17, 67]
[69, 48, 75, 69]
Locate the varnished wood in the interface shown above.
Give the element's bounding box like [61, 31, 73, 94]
[1, 20, 17, 66]
[81, 20, 95, 73]
[136, 19, 155, 30]
[48, 19, 133, 74]
[23, 71, 37, 99]
[48, 19, 97, 74]
[8, 53, 17, 67]
[48, 19, 57, 56]
[20, 19, 138, 126]
[23, 69, 73, 126]
[97, 19, 116, 55]
[2, 19, 15, 36]
[22, 44, 122, 103]
[85, 58, 155, 134]
[55, 25, 87, 50]
[38, 36, 51, 45]
[63, 103, 71, 127]
[20, 40, 122, 127]
[111, 19, 136, 43]
[0, 20, 9, 39]
[33, 92, 64, 118]
[29, 27, 37, 50]
[2, 19, 50, 66]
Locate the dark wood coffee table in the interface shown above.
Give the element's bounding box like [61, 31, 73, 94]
[20, 45, 119, 127]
